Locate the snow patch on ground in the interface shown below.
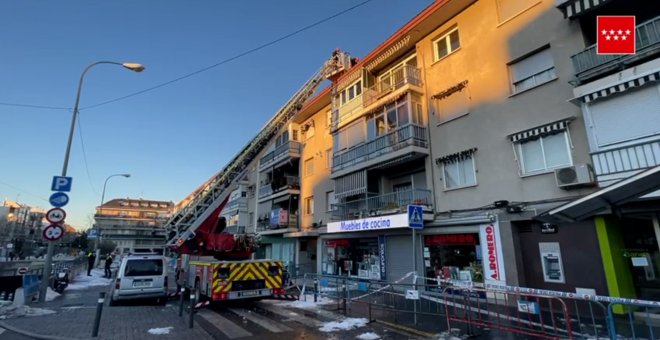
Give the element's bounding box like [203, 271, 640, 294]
[319, 318, 368, 332]
[356, 332, 381, 340]
[46, 287, 61, 301]
[67, 269, 112, 290]
[148, 327, 174, 335]
[281, 294, 334, 309]
[435, 329, 466, 340]
[0, 305, 56, 319]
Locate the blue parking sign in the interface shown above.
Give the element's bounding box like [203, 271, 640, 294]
[51, 176, 73, 192]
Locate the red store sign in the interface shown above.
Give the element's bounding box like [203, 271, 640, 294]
[425, 234, 478, 246]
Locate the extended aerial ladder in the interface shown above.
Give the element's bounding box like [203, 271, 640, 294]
[164, 49, 353, 254]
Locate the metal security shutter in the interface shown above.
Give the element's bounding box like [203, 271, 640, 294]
[386, 235, 414, 285]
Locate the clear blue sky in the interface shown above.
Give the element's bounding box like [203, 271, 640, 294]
[1, 0, 432, 230]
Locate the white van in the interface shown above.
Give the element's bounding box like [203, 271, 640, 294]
[109, 254, 168, 305]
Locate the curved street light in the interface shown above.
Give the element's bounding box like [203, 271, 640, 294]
[39, 61, 144, 302]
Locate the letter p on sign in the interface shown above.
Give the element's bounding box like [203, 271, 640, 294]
[51, 176, 73, 192]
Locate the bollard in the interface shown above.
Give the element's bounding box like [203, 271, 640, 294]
[314, 279, 318, 303]
[91, 292, 105, 337]
[188, 293, 195, 329]
[178, 287, 185, 317]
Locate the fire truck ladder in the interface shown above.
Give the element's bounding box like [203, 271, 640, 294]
[165, 50, 352, 248]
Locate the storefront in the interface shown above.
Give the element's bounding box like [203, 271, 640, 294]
[322, 213, 409, 281]
[421, 222, 507, 286]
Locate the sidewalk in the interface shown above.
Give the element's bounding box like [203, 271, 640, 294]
[0, 269, 212, 340]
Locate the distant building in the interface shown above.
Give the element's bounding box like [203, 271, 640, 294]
[94, 198, 174, 254]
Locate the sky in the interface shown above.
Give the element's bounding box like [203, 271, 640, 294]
[0, 0, 434, 230]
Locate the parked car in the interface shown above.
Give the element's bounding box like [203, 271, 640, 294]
[109, 254, 168, 305]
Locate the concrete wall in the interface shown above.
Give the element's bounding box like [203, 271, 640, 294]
[416, 0, 594, 212]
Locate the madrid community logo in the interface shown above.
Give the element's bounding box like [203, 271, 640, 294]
[597, 16, 636, 55]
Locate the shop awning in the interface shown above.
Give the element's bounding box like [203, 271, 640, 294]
[537, 165, 660, 222]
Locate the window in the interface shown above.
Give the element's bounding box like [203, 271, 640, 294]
[304, 157, 314, 177]
[509, 47, 556, 94]
[497, 0, 538, 22]
[334, 120, 365, 151]
[443, 156, 477, 189]
[337, 81, 362, 106]
[305, 197, 314, 215]
[433, 81, 470, 124]
[517, 132, 571, 175]
[326, 191, 337, 212]
[433, 27, 460, 61]
[304, 120, 315, 139]
[367, 96, 411, 140]
[124, 259, 163, 277]
[325, 149, 332, 169]
[326, 110, 332, 129]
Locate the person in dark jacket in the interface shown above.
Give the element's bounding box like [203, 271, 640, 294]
[104, 253, 113, 278]
[87, 251, 96, 276]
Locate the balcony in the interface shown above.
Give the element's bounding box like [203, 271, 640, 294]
[256, 213, 298, 234]
[363, 65, 422, 108]
[330, 189, 433, 221]
[258, 176, 300, 200]
[572, 16, 660, 84]
[259, 141, 302, 171]
[223, 197, 248, 214]
[591, 139, 660, 185]
[332, 124, 428, 173]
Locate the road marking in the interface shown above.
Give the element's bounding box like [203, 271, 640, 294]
[259, 304, 323, 327]
[197, 310, 253, 339]
[0, 327, 5, 335]
[229, 308, 293, 333]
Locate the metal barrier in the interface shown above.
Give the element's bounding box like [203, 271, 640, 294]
[607, 302, 660, 339]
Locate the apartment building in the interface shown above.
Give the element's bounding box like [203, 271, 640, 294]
[541, 0, 660, 301]
[95, 198, 174, 254]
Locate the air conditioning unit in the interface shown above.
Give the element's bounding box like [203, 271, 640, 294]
[554, 164, 595, 189]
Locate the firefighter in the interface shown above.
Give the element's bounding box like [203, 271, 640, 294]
[87, 251, 96, 276]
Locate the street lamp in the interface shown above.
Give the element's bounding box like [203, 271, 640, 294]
[39, 61, 144, 302]
[95, 174, 131, 264]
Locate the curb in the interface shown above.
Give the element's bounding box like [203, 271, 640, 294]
[0, 321, 84, 340]
[373, 319, 436, 339]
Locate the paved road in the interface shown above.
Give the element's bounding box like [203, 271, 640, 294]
[0, 326, 35, 340]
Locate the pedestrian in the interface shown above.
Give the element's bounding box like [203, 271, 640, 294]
[8, 251, 14, 261]
[104, 253, 113, 278]
[87, 251, 96, 276]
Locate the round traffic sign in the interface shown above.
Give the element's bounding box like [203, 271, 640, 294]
[46, 208, 66, 224]
[17, 267, 28, 275]
[49, 192, 69, 208]
[43, 224, 64, 241]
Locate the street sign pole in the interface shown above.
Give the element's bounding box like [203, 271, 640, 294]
[412, 227, 417, 326]
[407, 204, 424, 327]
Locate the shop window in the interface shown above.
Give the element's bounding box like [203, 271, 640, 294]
[433, 26, 460, 61]
[539, 242, 565, 283]
[424, 233, 483, 284]
[321, 238, 381, 279]
[509, 47, 556, 94]
[516, 132, 571, 175]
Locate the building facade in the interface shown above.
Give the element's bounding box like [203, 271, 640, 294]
[95, 198, 174, 254]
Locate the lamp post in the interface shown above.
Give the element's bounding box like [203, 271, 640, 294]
[95, 174, 131, 265]
[39, 61, 144, 302]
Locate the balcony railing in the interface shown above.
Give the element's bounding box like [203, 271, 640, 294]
[256, 214, 298, 232]
[363, 65, 422, 107]
[591, 139, 660, 179]
[258, 176, 300, 199]
[571, 16, 660, 83]
[331, 189, 433, 220]
[332, 124, 428, 172]
[259, 141, 302, 170]
[224, 197, 248, 213]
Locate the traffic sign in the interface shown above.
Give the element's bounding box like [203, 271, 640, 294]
[16, 267, 29, 275]
[408, 205, 424, 229]
[88, 229, 98, 239]
[46, 208, 66, 224]
[49, 192, 69, 207]
[43, 224, 64, 241]
[51, 176, 73, 192]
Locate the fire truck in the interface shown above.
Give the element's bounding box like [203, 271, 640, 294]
[164, 49, 353, 302]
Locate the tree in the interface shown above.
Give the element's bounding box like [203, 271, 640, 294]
[71, 232, 88, 251]
[99, 240, 117, 256]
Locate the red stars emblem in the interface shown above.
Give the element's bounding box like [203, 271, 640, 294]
[597, 16, 636, 55]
